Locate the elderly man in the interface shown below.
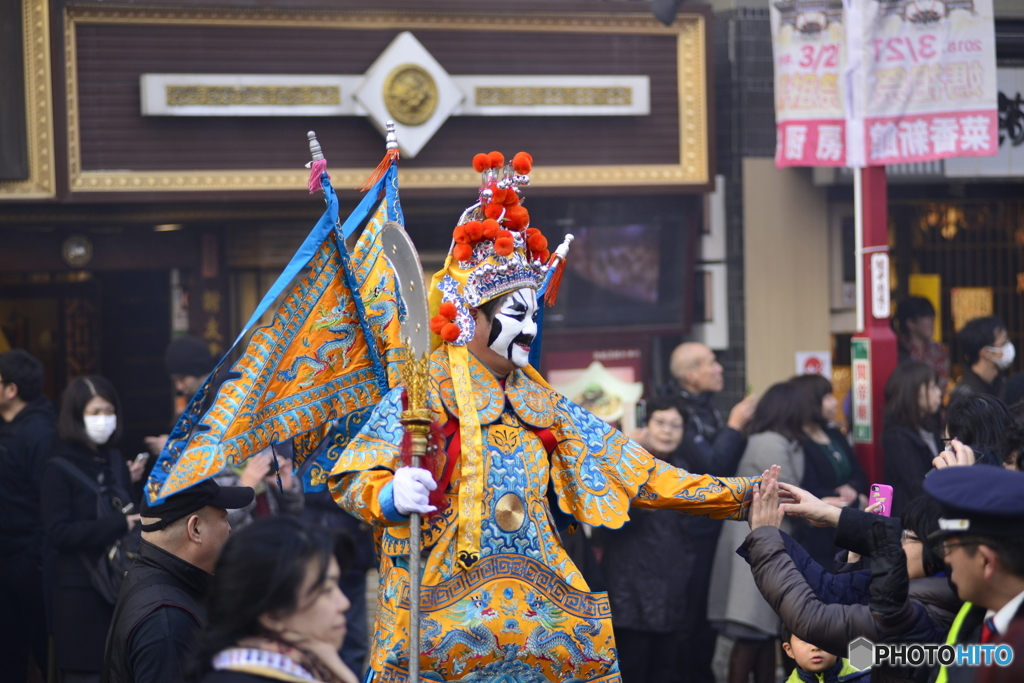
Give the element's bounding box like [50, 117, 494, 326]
[102, 479, 253, 683]
[664, 341, 757, 683]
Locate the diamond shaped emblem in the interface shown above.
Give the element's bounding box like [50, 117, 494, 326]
[354, 32, 465, 158]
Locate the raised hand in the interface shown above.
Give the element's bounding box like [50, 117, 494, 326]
[932, 438, 975, 469]
[779, 482, 842, 528]
[749, 465, 785, 530]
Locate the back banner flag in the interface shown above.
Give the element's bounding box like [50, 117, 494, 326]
[772, 0, 998, 168]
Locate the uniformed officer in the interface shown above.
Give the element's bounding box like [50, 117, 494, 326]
[924, 465, 1024, 683]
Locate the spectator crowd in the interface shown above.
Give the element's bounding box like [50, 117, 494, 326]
[2, 300, 1024, 683]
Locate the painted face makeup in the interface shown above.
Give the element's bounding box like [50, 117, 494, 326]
[487, 288, 539, 369]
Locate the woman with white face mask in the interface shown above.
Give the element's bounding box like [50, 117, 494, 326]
[41, 375, 140, 683]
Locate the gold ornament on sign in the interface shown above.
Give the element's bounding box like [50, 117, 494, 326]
[383, 64, 439, 126]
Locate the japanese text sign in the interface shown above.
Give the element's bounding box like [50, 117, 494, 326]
[851, 337, 872, 443]
[772, 0, 998, 168]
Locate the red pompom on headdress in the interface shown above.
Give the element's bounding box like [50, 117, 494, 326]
[505, 205, 530, 231]
[464, 220, 484, 242]
[512, 152, 533, 175]
[440, 323, 461, 342]
[453, 243, 474, 262]
[488, 151, 505, 169]
[484, 203, 504, 220]
[472, 153, 491, 173]
[432, 300, 462, 343]
[481, 219, 500, 240]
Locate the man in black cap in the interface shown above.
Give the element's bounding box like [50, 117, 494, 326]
[101, 478, 253, 683]
[924, 466, 1024, 683]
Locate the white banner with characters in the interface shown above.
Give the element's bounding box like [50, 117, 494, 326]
[772, 0, 999, 168]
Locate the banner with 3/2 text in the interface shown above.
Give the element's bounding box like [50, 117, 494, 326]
[772, 0, 998, 168]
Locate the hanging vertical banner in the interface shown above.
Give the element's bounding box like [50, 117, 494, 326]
[772, 0, 999, 168]
[771, 1, 847, 167]
[851, 337, 872, 443]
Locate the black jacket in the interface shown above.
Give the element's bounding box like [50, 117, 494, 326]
[103, 541, 211, 683]
[952, 369, 1004, 400]
[0, 395, 56, 560]
[795, 429, 869, 567]
[602, 455, 694, 632]
[883, 427, 939, 518]
[664, 384, 746, 478]
[664, 384, 747, 543]
[42, 439, 133, 671]
[740, 525, 961, 683]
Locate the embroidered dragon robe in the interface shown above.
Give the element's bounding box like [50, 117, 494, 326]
[329, 349, 755, 683]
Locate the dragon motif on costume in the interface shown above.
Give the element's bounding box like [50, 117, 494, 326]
[522, 591, 609, 674]
[422, 590, 500, 674]
[364, 283, 399, 333]
[275, 298, 357, 387]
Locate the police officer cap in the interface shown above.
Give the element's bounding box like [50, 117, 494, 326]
[140, 478, 254, 532]
[924, 465, 1024, 538]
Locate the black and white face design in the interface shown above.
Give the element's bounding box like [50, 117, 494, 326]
[487, 288, 539, 369]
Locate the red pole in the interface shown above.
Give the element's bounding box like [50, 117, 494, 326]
[851, 166, 898, 486]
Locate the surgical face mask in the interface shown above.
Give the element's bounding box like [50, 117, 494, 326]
[487, 288, 539, 369]
[83, 414, 117, 445]
[986, 341, 1015, 370]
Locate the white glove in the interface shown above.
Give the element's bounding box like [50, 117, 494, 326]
[392, 467, 438, 515]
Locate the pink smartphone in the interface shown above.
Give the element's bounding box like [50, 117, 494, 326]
[868, 484, 893, 517]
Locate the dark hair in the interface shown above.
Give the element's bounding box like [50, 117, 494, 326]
[780, 622, 794, 645]
[899, 495, 944, 577]
[958, 316, 1006, 365]
[190, 517, 352, 680]
[962, 535, 1024, 578]
[788, 374, 833, 429]
[892, 297, 935, 337]
[645, 393, 691, 424]
[883, 361, 938, 432]
[945, 393, 1013, 458]
[0, 349, 45, 402]
[746, 382, 816, 441]
[998, 421, 1024, 471]
[57, 375, 123, 447]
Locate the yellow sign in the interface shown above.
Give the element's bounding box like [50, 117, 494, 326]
[950, 287, 993, 333]
[382, 64, 438, 126]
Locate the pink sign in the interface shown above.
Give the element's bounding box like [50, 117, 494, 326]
[771, 0, 998, 168]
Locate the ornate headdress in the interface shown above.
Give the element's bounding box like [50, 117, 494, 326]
[427, 151, 555, 348]
[424, 151, 572, 570]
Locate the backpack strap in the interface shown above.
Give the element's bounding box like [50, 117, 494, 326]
[50, 456, 103, 496]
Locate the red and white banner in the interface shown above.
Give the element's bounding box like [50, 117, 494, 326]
[772, 0, 998, 168]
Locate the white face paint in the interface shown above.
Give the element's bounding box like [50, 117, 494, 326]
[488, 288, 539, 369]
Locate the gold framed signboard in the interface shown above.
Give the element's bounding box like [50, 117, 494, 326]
[59, 4, 711, 194]
[0, 0, 56, 199]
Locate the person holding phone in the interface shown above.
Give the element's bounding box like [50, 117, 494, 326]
[882, 361, 942, 518]
[41, 376, 140, 683]
[740, 476, 961, 683]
